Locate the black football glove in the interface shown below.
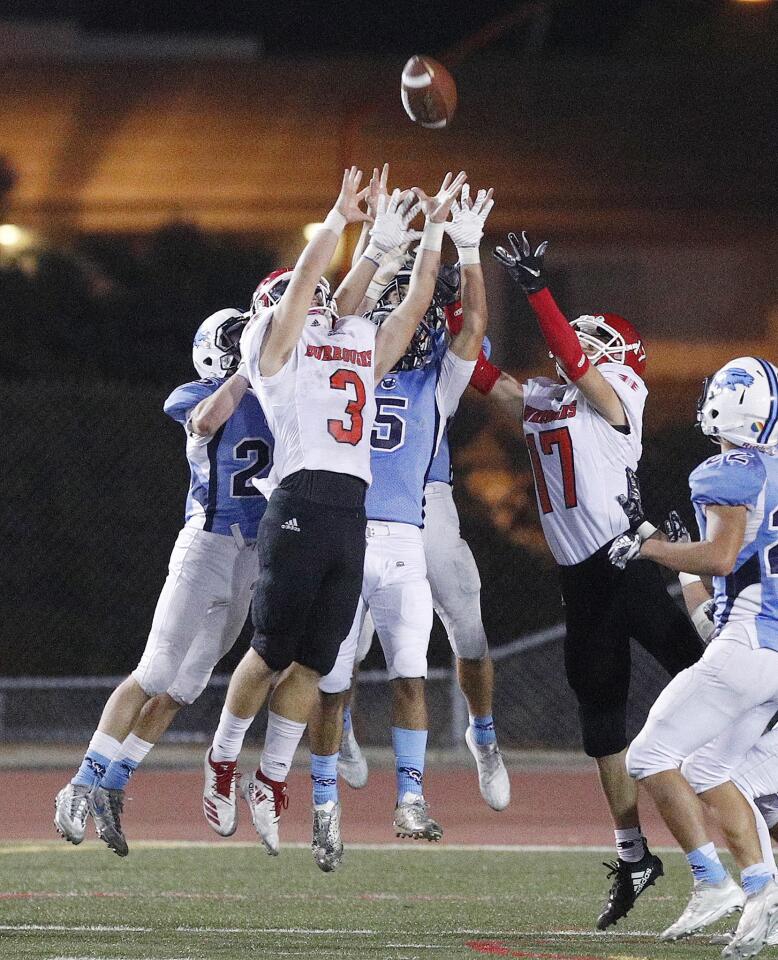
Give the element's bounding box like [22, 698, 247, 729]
[663, 510, 691, 543]
[493, 231, 548, 294]
[616, 467, 645, 532]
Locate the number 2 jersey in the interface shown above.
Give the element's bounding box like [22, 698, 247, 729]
[164, 378, 274, 540]
[691, 447, 778, 651]
[241, 309, 377, 494]
[522, 362, 647, 566]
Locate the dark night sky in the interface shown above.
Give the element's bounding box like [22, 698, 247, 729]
[0, 1, 746, 56]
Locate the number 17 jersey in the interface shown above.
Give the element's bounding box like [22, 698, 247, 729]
[241, 309, 377, 494]
[522, 362, 647, 566]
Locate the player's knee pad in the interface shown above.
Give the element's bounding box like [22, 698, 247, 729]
[318, 652, 355, 695]
[447, 620, 488, 661]
[132, 642, 186, 699]
[386, 638, 428, 681]
[578, 702, 628, 759]
[681, 754, 732, 794]
[626, 728, 684, 780]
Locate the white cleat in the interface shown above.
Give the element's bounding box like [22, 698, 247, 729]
[337, 724, 368, 789]
[465, 726, 510, 811]
[242, 773, 287, 856]
[54, 783, 90, 845]
[202, 749, 239, 837]
[393, 792, 443, 842]
[724, 879, 778, 960]
[312, 800, 344, 873]
[661, 875, 746, 941]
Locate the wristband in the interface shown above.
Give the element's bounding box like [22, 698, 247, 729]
[457, 246, 480, 265]
[419, 220, 445, 252]
[636, 521, 658, 541]
[365, 278, 386, 303]
[470, 355, 501, 394]
[678, 572, 702, 586]
[235, 361, 250, 383]
[322, 209, 347, 235]
[362, 242, 384, 267]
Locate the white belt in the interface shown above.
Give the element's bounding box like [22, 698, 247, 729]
[366, 521, 418, 539]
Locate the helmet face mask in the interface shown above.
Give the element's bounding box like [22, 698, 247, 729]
[251, 269, 337, 327]
[193, 308, 248, 380]
[552, 313, 646, 381]
[698, 357, 778, 448]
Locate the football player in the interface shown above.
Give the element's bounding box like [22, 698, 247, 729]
[491, 231, 705, 928]
[201, 167, 467, 855]
[306, 182, 492, 871]
[611, 357, 778, 958]
[54, 308, 272, 855]
[335, 255, 511, 812]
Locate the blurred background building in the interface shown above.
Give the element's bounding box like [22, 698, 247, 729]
[1, 0, 777, 749]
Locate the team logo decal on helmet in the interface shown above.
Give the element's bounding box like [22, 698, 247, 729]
[192, 308, 248, 380]
[698, 356, 778, 448]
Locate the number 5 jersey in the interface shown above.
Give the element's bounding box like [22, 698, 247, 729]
[522, 363, 647, 566]
[164, 378, 274, 539]
[241, 310, 377, 493]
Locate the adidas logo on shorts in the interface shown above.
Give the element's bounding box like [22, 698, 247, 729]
[281, 518, 301, 532]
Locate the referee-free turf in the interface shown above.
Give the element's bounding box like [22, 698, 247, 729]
[0, 843, 743, 960]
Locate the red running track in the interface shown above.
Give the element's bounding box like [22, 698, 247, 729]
[0, 768, 678, 846]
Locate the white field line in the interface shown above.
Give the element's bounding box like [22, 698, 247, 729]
[0, 840, 683, 854]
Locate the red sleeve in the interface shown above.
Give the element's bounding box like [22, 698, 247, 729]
[470, 351, 501, 394]
[527, 288, 590, 382]
[444, 301, 463, 335]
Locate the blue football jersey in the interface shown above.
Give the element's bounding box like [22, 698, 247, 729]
[366, 348, 474, 527]
[164, 379, 274, 540]
[690, 447, 778, 650]
[427, 427, 453, 484]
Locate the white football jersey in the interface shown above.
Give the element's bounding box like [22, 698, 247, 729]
[241, 309, 377, 495]
[522, 362, 647, 566]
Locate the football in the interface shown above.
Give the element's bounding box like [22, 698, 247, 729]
[400, 55, 458, 129]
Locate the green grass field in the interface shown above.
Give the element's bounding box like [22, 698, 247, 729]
[0, 842, 741, 960]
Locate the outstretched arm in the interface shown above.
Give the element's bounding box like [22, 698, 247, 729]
[189, 369, 250, 437]
[260, 166, 369, 377]
[494, 232, 626, 427]
[374, 171, 467, 381]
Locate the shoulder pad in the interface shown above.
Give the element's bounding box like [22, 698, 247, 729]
[690, 449, 765, 508]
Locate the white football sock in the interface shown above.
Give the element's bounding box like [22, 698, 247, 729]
[259, 711, 306, 782]
[90, 731, 122, 761]
[119, 733, 154, 766]
[615, 826, 646, 863]
[211, 707, 254, 763]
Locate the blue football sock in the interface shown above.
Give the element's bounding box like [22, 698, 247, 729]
[71, 751, 112, 788]
[469, 714, 497, 747]
[311, 753, 339, 806]
[342, 705, 352, 733]
[742, 864, 772, 896]
[100, 756, 140, 791]
[392, 727, 427, 802]
[686, 842, 727, 884]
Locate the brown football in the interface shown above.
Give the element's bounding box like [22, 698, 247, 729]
[400, 55, 458, 129]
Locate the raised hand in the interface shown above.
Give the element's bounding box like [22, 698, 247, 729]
[445, 183, 494, 249]
[663, 510, 691, 543]
[413, 171, 468, 224]
[616, 467, 645, 531]
[369, 188, 423, 255]
[333, 166, 371, 224]
[493, 230, 548, 294]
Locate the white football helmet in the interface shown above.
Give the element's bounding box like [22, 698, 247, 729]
[192, 308, 248, 380]
[698, 356, 778, 447]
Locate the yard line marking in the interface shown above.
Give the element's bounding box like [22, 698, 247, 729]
[0, 924, 152, 932]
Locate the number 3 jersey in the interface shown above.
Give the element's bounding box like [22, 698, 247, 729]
[522, 362, 647, 566]
[241, 310, 377, 493]
[690, 447, 778, 651]
[164, 378, 274, 540]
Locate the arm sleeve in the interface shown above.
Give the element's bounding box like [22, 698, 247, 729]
[690, 451, 766, 509]
[163, 381, 215, 425]
[436, 349, 477, 420]
[527, 288, 590, 382]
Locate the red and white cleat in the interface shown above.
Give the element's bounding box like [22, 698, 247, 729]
[242, 772, 288, 855]
[202, 748, 239, 837]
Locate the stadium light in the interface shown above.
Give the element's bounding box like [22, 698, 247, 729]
[0, 224, 24, 248]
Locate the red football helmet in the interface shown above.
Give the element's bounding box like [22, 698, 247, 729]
[250, 268, 337, 326]
[569, 312, 646, 377]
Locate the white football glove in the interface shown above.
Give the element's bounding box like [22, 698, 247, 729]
[444, 183, 495, 249]
[608, 531, 642, 569]
[365, 244, 413, 303]
[364, 190, 422, 263]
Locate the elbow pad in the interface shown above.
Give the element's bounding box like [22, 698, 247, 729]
[470, 353, 502, 395]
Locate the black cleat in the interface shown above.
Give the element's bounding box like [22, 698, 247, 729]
[596, 849, 664, 930]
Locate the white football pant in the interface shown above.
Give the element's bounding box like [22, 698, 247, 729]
[319, 522, 432, 694]
[132, 526, 258, 704]
[734, 728, 778, 830]
[422, 481, 488, 661]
